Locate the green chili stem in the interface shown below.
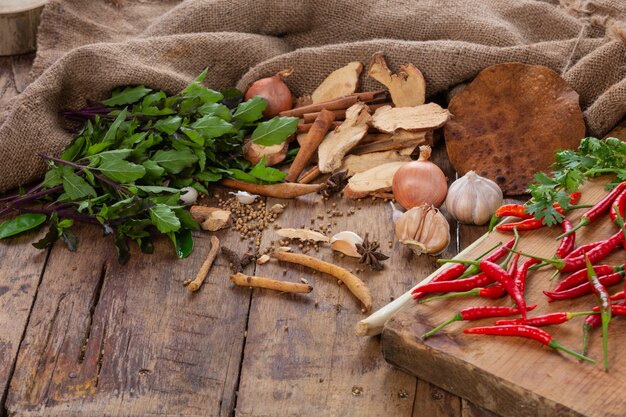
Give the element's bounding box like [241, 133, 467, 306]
[556, 217, 589, 240]
[501, 227, 520, 268]
[457, 242, 503, 279]
[506, 248, 565, 270]
[422, 313, 462, 339]
[549, 340, 595, 363]
[420, 289, 479, 303]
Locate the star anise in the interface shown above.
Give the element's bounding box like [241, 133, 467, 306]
[356, 236, 389, 271]
[321, 170, 349, 197]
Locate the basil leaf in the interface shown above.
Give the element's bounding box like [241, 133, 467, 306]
[88, 149, 132, 166]
[141, 160, 165, 179]
[197, 102, 232, 120]
[233, 96, 267, 122]
[192, 115, 233, 139]
[249, 157, 287, 183]
[103, 86, 152, 106]
[60, 135, 86, 161]
[0, 214, 47, 239]
[42, 167, 63, 188]
[251, 116, 299, 146]
[131, 185, 180, 194]
[182, 83, 223, 103]
[98, 159, 146, 183]
[62, 171, 97, 200]
[182, 68, 208, 93]
[171, 229, 194, 259]
[102, 109, 128, 143]
[195, 170, 222, 183]
[152, 149, 198, 174]
[154, 116, 182, 135]
[149, 204, 181, 233]
[227, 168, 259, 183]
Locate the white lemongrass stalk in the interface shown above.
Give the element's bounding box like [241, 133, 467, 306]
[355, 231, 491, 337]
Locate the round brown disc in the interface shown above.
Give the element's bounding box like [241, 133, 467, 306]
[444, 63, 585, 195]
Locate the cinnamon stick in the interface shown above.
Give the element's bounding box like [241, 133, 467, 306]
[298, 166, 322, 184]
[301, 102, 390, 123]
[297, 121, 342, 133]
[187, 236, 220, 292]
[280, 91, 386, 118]
[286, 109, 335, 182]
[220, 178, 325, 198]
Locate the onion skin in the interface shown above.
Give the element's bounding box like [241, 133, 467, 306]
[392, 146, 448, 209]
[245, 69, 294, 117]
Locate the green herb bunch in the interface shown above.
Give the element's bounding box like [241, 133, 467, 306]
[0, 70, 299, 263]
[526, 137, 626, 225]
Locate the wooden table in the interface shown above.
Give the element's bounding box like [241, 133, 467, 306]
[0, 54, 499, 417]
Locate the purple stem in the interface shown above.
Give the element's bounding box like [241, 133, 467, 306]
[37, 153, 127, 193]
[0, 181, 44, 202]
[0, 185, 64, 217]
[15, 207, 100, 225]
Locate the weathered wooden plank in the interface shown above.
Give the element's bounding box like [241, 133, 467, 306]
[11, 53, 35, 92]
[6, 218, 252, 416]
[0, 229, 49, 416]
[382, 178, 626, 417]
[0, 56, 19, 124]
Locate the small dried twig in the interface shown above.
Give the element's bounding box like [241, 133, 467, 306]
[286, 109, 335, 182]
[221, 179, 325, 198]
[230, 272, 313, 294]
[187, 236, 220, 292]
[298, 166, 323, 184]
[272, 251, 372, 312]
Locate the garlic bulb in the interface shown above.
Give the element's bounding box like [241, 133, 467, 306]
[180, 186, 198, 205]
[395, 205, 450, 255]
[229, 191, 258, 204]
[445, 171, 503, 225]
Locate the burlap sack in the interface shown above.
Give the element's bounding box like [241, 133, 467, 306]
[1, 0, 625, 193]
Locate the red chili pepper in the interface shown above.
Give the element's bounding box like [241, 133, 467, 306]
[609, 291, 625, 301]
[494, 311, 595, 327]
[412, 273, 495, 299]
[609, 188, 626, 223]
[479, 260, 528, 319]
[555, 219, 575, 258]
[495, 204, 534, 219]
[421, 304, 537, 339]
[496, 204, 565, 232]
[558, 181, 626, 239]
[515, 258, 540, 295]
[586, 255, 611, 371]
[458, 238, 516, 279]
[464, 325, 594, 362]
[567, 241, 604, 259]
[511, 231, 624, 273]
[592, 304, 626, 315]
[554, 264, 621, 293]
[413, 242, 502, 299]
[569, 191, 582, 205]
[543, 272, 623, 301]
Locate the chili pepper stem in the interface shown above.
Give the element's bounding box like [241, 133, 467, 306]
[422, 313, 462, 339]
[568, 311, 598, 318]
[556, 217, 589, 240]
[582, 324, 591, 356]
[420, 289, 479, 303]
[488, 214, 500, 233]
[506, 248, 565, 270]
[586, 255, 611, 371]
[438, 259, 480, 266]
[548, 340, 595, 363]
[548, 269, 560, 281]
[501, 227, 520, 268]
[457, 242, 503, 279]
[568, 204, 594, 209]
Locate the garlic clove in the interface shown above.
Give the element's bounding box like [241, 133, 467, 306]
[445, 170, 502, 225]
[330, 231, 364, 258]
[401, 239, 428, 255]
[395, 204, 450, 256]
[229, 191, 258, 204]
[180, 186, 198, 205]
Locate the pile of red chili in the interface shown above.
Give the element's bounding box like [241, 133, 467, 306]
[415, 182, 626, 369]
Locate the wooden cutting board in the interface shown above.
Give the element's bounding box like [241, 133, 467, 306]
[382, 176, 626, 417]
[0, 0, 47, 56]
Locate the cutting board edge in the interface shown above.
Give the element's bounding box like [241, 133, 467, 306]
[381, 314, 587, 417]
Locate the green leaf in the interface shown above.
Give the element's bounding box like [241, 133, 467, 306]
[42, 167, 63, 188]
[227, 168, 259, 183]
[60, 135, 86, 161]
[171, 229, 194, 259]
[197, 102, 231, 120]
[141, 160, 165, 180]
[251, 116, 299, 146]
[195, 170, 222, 183]
[149, 204, 181, 233]
[175, 208, 200, 231]
[60, 229, 77, 251]
[102, 109, 128, 143]
[192, 115, 234, 139]
[0, 214, 47, 239]
[88, 149, 132, 166]
[114, 231, 130, 264]
[248, 157, 287, 183]
[182, 83, 223, 104]
[182, 69, 208, 93]
[103, 86, 152, 106]
[154, 116, 182, 135]
[120, 131, 148, 148]
[152, 149, 198, 174]
[32, 222, 58, 249]
[98, 159, 146, 183]
[233, 96, 267, 122]
[62, 171, 97, 200]
[131, 185, 180, 194]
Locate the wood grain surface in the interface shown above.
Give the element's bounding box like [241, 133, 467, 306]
[383, 177, 626, 417]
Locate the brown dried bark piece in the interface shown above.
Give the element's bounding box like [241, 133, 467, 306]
[189, 206, 231, 231]
[243, 140, 288, 166]
[340, 150, 411, 177]
[368, 52, 426, 107]
[312, 62, 363, 103]
[317, 102, 371, 173]
[350, 130, 431, 155]
[372, 104, 450, 133]
[444, 63, 585, 195]
[343, 161, 407, 199]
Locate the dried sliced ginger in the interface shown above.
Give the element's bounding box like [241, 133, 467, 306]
[311, 62, 363, 103]
[368, 52, 426, 107]
[276, 228, 329, 242]
[372, 104, 450, 133]
[343, 161, 408, 199]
